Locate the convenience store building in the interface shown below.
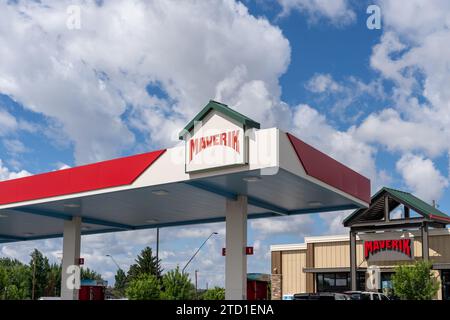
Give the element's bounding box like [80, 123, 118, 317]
[271, 187, 450, 300]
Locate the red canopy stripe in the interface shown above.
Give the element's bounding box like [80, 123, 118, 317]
[287, 133, 370, 204]
[0, 149, 166, 205]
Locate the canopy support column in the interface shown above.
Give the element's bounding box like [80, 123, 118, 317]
[422, 222, 429, 261]
[350, 230, 357, 291]
[225, 195, 247, 300]
[61, 216, 81, 300]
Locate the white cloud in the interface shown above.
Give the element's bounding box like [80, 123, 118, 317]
[305, 73, 386, 120]
[396, 153, 448, 203]
[367, 1, 450, 163]
[319, 210, 352, 235]
[3, 139, 28, 155]
[0, 0, 290, 165]
[251, 214, 314, 239]
[0, 108, 18, 136]
[277, 0, 355, 25]
[291, 104, 387, 189]
[305, 73, 342, 93]
[0, 159, 31, 181]
[354, 108, 448, 157]
[54, 162, 71, 170]
[378, 0, 450, 41]
[173, 225, 225, 239]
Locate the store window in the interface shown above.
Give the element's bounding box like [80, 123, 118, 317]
[316, 273, 350, 292]
[381, 272, 394, 296]
[356, 272, 366, 291]
[316, 272, 366, 292]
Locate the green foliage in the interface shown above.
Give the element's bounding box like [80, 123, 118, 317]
[391, 260, 440, 300]
[3, 284, 29, 300]
[201, 287, 225, 300]
[125, 274, 161, 300]
[45, 263, 61, 297]
[0, 258, 31, 299]
[160, 267, 195, 300]
[29, 249, 51, 299]
[0, 250, 105, 300]
[113, 269, 127, 297]
[81, 267, 103, 281]
[127, 247, 162, 281]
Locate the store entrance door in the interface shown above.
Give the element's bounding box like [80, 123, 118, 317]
[442, 270, 450, 300]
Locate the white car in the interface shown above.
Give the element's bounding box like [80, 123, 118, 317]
[344, 291, 390, 300]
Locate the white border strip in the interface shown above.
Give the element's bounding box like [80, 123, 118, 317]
[270, 243, 307, 252]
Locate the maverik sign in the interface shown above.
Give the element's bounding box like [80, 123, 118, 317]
[364, 238, 414, 262]
[180, 101, 259, 173]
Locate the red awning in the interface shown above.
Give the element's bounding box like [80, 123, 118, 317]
[0, 149, 165, 205]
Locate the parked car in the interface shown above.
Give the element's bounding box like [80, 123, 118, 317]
[344, 291, 390, 300]
[293, 292, 351, 300]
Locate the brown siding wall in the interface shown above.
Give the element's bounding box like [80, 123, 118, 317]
[306, 243, 314, 292]
[281, 250, 307, 295]
[314, 241, 349, 268]
[273, 231, 450, 298]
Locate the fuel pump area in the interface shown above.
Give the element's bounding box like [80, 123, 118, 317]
[0, 100, 370, 300]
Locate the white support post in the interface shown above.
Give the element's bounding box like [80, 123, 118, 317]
[350, 230, 357, 291]
[61, 216, 81, 300]
[225, 195, 248, 300]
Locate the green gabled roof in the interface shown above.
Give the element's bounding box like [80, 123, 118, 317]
[343, 187, 450, 225]
[178, 100, 260, 140]
[343, 187, 385, 225]
[383, 187, 449, 221]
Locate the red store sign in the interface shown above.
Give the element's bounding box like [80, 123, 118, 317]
[364, 239, 413, 261]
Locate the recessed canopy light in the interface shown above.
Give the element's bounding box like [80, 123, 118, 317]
[81, 226, 91, 231]
[243, 176, 261, 182]
[24, 232, 35, 237]
[64, 203, 80, 208]
[151, 190, 169, 196]
[0, 214, 8, 218]
[146, 219, 159, 224]
[308, 201, 323, 207]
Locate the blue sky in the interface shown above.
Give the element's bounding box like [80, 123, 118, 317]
[1, 0, 450, 289]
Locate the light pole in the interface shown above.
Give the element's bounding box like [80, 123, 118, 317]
[195, 270, 198, 300]
[106, 254, 122, 271]
[182, 232, 218, 274]
[156, 227, 160, 264]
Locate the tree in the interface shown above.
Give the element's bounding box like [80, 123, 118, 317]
[125, 274, 161, 300]
[113, 269, 127, 297]
[160, 267, 195, 300]
[0, 258, 31, 300]
[391, 260, 440, 300]
[45, 263, 61, 297]
[201, 287, 225, 300]
[81, 267, 103, 281]
[29, 249, 50, 299]
[127, 247, 162, 281]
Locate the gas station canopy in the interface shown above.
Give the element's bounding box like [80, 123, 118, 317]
[0, 100, 370, 243]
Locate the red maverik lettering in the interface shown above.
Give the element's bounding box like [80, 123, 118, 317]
[189, 130, 240, 161]
[364, 239, 411, 259]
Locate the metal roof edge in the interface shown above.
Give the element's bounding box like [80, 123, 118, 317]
[178, 100, 260, 140]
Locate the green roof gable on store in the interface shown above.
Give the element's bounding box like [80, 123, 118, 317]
[344, 187, 450, 226]
[179, 100, 260, 140]
[383, 187, 449, 221]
